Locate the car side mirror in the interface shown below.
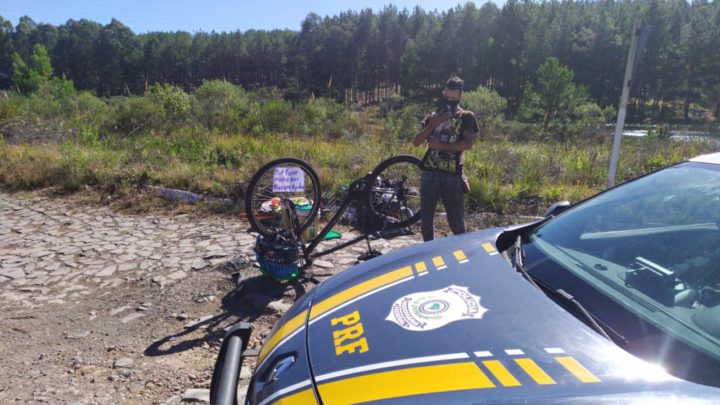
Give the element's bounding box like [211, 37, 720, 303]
[543, 201, 571, 218]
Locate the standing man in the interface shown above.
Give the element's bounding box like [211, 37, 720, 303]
[413, 76, 479, 241]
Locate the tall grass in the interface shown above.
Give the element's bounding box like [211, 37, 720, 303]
[2, 129, 713, 215]
[463, 137, 715, 214]
[1, 80, 717, 215]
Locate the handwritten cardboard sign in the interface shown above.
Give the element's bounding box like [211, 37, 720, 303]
[273, 167, 305, 192]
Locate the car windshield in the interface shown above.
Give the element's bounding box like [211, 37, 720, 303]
[528, 161, 720, 361]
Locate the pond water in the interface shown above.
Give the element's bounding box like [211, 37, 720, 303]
[617, 124, 720, 141]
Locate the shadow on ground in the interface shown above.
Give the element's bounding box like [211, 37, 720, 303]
[144, 257, 317, 358]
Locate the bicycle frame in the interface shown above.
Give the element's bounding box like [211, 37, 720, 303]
[247, 155, 421, 274]
[281, 174, 403, 266]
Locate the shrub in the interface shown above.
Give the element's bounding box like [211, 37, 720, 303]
[467, 177, 506, 213]
[62, 91, 110, 133]
[298, 97, 363, 138]
[264, 99, 294, 133]
[0, 94, 20, 121]
[385, 103, 426, 142]
[558, 101, 606, 141]
[147, 83, 195, 131]
[462, 86, 507, 136]
[110, 96, 164, 136]
[0, 144, 60, 189]
[299, 98, 341, 135]
[193, 80, 249, 133]
[246, 99, 294, 135]
[518, 57, 610, 142]
[207, 136, 243, 168]
[11, 44, 53, 95]
[327, 108, 363, 139]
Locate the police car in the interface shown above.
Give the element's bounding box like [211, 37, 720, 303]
[211, 153, 720, 404]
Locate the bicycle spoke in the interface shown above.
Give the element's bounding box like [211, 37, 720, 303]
[366, 155, 423, 230]
[245, 158, 322, 238]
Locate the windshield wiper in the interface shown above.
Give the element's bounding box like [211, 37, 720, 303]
[555, 288, 612, 341]
[514, 235, 540, 290]
[513, 236, 614, 342]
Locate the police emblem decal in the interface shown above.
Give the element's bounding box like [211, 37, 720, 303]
[386, 285, 488, 331]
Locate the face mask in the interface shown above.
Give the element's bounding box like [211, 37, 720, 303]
[438, 97, 460, 115]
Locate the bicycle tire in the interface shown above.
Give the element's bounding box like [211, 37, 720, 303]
[366, 155, 422, 231]
[244, 157, 321, 238]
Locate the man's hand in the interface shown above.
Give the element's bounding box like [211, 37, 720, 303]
[428, 111, 450, 129]
[429, 129, 478, 152]
[427, 133, 443, 150]
[412, 111, 450, 147]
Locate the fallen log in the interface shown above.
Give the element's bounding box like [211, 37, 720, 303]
[144, 185, 235, 207]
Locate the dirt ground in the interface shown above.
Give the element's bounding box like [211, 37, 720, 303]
[0, 189, 524, 404]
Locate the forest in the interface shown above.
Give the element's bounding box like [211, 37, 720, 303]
[1, 0, 719, 122]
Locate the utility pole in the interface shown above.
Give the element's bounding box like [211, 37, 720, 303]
[608, 20, 641, 188]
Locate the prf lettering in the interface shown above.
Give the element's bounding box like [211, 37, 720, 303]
[330, 310, 369, 356]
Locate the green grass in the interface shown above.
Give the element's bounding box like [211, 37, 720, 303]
[1, 82, 718, 215]
[2, 128, 715, 215]
[462, 137, 716, 215]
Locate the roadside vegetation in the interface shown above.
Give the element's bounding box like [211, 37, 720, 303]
[2, 45, 716, 216]
[2, 1, 719, 216]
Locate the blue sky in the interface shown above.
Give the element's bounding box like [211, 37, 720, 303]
[1, 1, 504, 33]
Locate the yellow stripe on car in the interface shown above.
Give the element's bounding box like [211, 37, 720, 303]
[309, 266, 413, 321]
[415, 261, 428, 274]
[257, 310, 308, 365]
[317, 362, 495, 404]
[258, 266, 414, 366]
[482, 360, 522, 387]
[482, 242, 497, 254]
[273, 388, 317, 405]
[556, 356, 601, 383]
[453, 250, 469, 263]
[268, 350, 602, 403]
[432, 256, 447, 269]
[515, 358, 556, 385]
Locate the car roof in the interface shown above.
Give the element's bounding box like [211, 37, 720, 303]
[689, 152, 720, 165]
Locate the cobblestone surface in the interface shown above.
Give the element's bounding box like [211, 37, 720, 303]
[0, 192, 260, 309]
[0, 190, 423, 404]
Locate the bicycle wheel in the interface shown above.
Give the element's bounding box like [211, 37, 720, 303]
[244, 158, 321, 238]
[366, 155, 422, 230]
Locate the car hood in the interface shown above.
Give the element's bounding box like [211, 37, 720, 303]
[298, 229, 720, 403]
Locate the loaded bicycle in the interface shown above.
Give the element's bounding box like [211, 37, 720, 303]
[243, 155, 422, 280]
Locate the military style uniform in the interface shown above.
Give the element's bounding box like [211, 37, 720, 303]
[419, 108, 479, 241]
